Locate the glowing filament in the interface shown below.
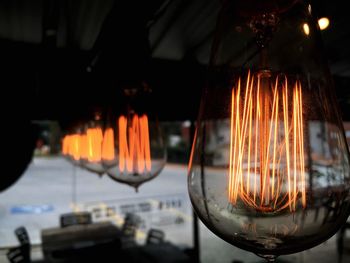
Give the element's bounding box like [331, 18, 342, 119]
[87, 127, 103, 162]
[102, 128, 115, 161]
[80, 134, 88, 160]
[228, 73, 306, 212]
[118, 114, 151, 174]
[62, 134, 81, 161]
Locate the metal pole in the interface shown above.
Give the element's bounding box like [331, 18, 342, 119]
[72, 164, 77, 209]
[192, 210, 200, 263]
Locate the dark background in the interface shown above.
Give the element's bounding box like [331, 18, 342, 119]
[1, 0, 349, 127]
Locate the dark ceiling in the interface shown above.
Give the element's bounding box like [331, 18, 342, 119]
[1, 0, 350, 126]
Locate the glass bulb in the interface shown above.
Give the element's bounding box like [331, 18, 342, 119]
[188, 0, 350, 259]
[62, 133, 82, 166]
[79, 120, 108, 176]
[104, 90, 166, 191]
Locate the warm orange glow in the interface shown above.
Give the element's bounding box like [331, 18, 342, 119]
[118, 114, 151, 174]
[102, 128, 115, 161]
[80, 134, 88, 160]
[228, 72, 306, 212]
[87, 127, 103, 162]
[64, 134, 81, 161]
[62, 135, 70, 155]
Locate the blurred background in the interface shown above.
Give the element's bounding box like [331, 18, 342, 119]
[0, 0, 350, 262]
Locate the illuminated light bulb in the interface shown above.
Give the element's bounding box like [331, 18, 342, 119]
[71, 134, 81, 161]
[62, 135, 70, 156]
[188, 0, 350, 261]
[303, 23, 310, 35]
[80, 126, 107, 176]
[102, 127, 115, 162]
[318, 17, 330, 30]
[304, 17, 329, 36]
[80, 134, 88, 160]
[118, 114, 151, 174]
[103, 87, 166, 191]
[87, 127, 103, 162]
[62, 133, 81, 164]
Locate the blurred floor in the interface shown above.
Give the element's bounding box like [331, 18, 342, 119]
[0, 157, 349, 263]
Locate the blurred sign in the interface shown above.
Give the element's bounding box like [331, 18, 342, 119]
[11, 204, 54, 214]
[83, 193, 191, 231]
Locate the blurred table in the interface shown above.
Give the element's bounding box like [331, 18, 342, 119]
[123, 242, 191, 263]
[41, 222, 121, 262]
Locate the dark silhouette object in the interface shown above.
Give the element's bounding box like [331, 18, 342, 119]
[6, 247, 29, 263]
[121, 213, 141, 248]
[146, 229, 165, 245]
[41, 221, 122, 262]
[6, 227, 31, 263]
[15, 227, 30, 246]
[337, 222, 350, 263]
[0, 121, 36, 193]
[60, 212, 92, 227]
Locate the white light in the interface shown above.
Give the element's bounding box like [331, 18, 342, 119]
[303, 23, 310, 36]
[318, 17, 330, 30]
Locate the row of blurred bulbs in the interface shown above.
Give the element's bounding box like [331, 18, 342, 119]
[62, 112, 166, 191]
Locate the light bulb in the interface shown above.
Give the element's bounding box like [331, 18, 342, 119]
[79, 116, 110, 176]
[318, 17, 330, 30]
[188, 0, 350, 260]
[62, 120, 117, 176]
[103, 88, 166, 191]
[62, 133, 82, 165]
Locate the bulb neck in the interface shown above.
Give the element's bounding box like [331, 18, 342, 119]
[258, 48, 271, 73]
[230, 0, 298, 17]
[250, 13, 279, 49]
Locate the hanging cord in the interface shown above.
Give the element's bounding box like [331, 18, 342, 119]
[147, 0, 174, 29]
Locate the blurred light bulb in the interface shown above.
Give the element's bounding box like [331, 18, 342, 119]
[102, 127, 115, 161]
[62, 123, 117, 176]
[62, 133, 82, 164]
[318, 17, 330, 30]
[303, 17, 329, 36]
[303, 23, 310, 35]
[80, 126, 107, 176]
[103, 88, 166, 191]
[86, 127, 103, 162]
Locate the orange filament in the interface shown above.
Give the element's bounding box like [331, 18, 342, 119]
[87, 127, 103, 162]
[228, 73, 306, 212]
[63, 134, 81, 161]
[118, 114, 151, 174]
[72, 134, 81, 161]
[63, 127, 114, 163]
[80, 134, 88, 160]
[102, 128, 115, 161]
